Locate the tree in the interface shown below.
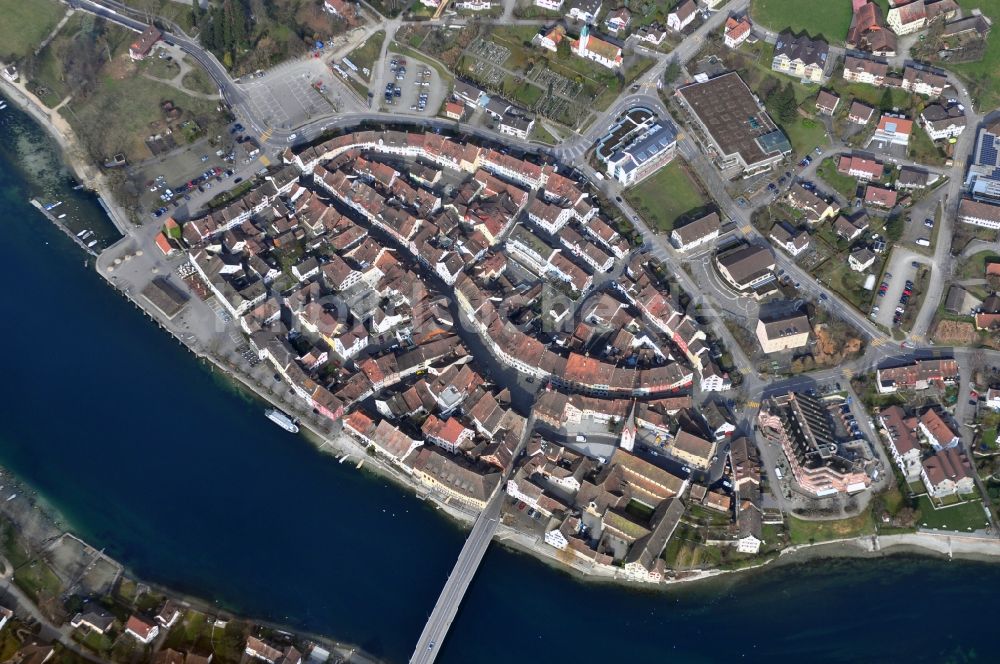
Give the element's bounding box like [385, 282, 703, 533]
[879, 86, 894, 111]
[778, 82, 798, 123]
[663, 59, 681, 85]
[768, 82, 797, 124]
[885, 213, 904, 241]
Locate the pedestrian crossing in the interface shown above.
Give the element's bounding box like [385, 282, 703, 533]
[911, 333, 925, 343]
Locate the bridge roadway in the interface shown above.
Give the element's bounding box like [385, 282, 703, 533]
[410, 416, 534, 663]
[409, 489, 503, 664]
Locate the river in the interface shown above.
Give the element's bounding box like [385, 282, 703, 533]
[0, 95, 996, 664]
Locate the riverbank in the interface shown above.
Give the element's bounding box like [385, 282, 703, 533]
[26, 80, 1000, 595]
[0, 459, 386, 664]
[0, 62, 131, 234]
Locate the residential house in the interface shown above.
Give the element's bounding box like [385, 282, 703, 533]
[879, 405, 922, 478]
[815, 90, 840, 115]
[919, 408, 960, 449]
[838, 154, 883, 180]
[670, 211, 720, 251]
[715, 243, 775, 292]
[876, 358, 959, 393]
[605, 7, 631, 34]
[667, 0, 697, 32]
[129, 25, 162, 60]
[124, 616, 160, 645]
[565, 0, 602, 23]
[755, 311, 810, 353]
[921, 447, 975, 498]
[771, 31, 828, 83]
[848, 100, 876, 125]
[870, 114, 913, 148]
[864, 184, 898, 208]
[724, 16, 752, 48]
[499, 111, 535, 140]
[847, 1, 897, 55]
[833, 215, 870, 241]
[920, 103, 966, 140]
[901, 65, 947, 96]
[849, 247, 877, 272]
[786, 184, 840, 224]
[842, 55, 888, 86]
[958, 198, 1000, 230]
[768, 222, 810, 257]
[887, 0, 928, 34]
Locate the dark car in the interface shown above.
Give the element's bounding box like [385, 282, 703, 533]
[234, 177, 243, 183]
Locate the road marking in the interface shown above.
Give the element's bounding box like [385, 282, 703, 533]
[843, 368, 854, 379]
[260, 126, 274, 141]
[745, 400, 760, 410]
[740, 224, 752, 235]
[871, 337, 886, 347]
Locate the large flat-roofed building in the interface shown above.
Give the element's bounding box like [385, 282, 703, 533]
[676, 72, 792, 175]
[964, 122, 1000, 206]
[715, 243, 775, 291]
[755, 311, 810, 353]
[595, 107, 678, 186]
[757, 391, 871, 497]
[876, 358, 959, 394]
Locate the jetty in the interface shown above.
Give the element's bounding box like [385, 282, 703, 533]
[30, 198, 97, 256]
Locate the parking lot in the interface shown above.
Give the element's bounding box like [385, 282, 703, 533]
[130, 122, 268, 221]
[873, 253, 922, 329]
[241, 58, 343, 132]
[381, 52, 446, 117]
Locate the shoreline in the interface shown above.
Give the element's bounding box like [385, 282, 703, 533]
[5, 48, 1000, 659]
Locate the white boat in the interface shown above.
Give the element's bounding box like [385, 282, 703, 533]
[57, 213, 66, 219]
[87, 240, 97, 248]
[266, 408, 299, 433]
[45, 201, 62, 211]
[76, 229, 88, 238]
[0, 102, 7, 110]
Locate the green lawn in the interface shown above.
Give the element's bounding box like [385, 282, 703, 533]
[782, 116, 828, 157]
[958, 250, 1000, 279]
[625, 160, 709, 233]
[787, 509, 876, 545]
[814, 259, 873, 312]
[68, 68, 223, 162]
[817, 157, 861, 199]
[751, 0, 853, 41]
[947, 0, 1000, 109]
[345, 30, 385, 83]
[181, 62, 219, 96]
[908, 124, 947, 167]
[0, 0, 65, 61]
[916, 496, 991, 531]
[529, 122, 558, 145]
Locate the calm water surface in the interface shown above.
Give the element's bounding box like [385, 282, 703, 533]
[0, 96, 994, 664]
